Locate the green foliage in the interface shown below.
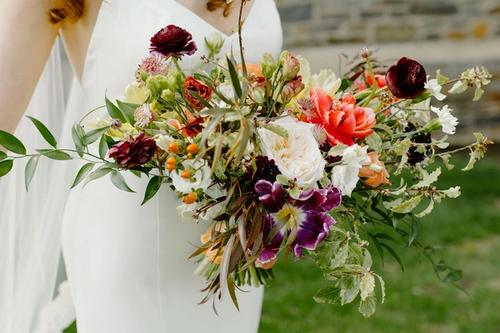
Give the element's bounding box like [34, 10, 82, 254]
[0, 130, 26, 155]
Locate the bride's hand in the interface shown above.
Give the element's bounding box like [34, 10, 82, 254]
[0, 1, 65, 133]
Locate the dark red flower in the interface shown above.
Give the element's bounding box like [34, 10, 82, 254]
[183, 76, 213, 110]
[109, 133, 157, 168]
[385, 57, 427, 99]
[150, 25, 197, 57]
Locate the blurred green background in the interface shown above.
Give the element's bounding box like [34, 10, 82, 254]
[259, 154, 500, 333]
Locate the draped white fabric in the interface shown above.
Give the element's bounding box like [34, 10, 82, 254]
[0, 42, 73, 333]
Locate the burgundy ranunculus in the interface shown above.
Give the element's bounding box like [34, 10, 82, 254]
[385, 57, 427, 99]
[109, 133, 157, 168]
[150, 25, 197, 57]
[183, 76, 213, 110]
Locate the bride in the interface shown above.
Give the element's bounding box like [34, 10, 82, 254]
[0, 1, 282, 332]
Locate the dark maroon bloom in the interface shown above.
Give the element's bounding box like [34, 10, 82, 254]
[109, 133, 157, 168]
[183, 76, 212, 110]
[150, 25, 197, 58]
[386, 57, 427, 99]
[254, 180, 285, 213]
[253, 156, 280, 184]
[405, 123, 431, 165]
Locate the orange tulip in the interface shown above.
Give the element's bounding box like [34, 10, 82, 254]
[359, 152, 390, 188]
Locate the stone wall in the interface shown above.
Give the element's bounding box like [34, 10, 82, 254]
[276, 0, 500, 47]
[276, 0, 500, 144]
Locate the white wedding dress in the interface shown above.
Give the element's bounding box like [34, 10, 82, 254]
[59, 1, 282, 333]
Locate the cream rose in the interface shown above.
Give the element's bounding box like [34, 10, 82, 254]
[258, 116, 325, 187]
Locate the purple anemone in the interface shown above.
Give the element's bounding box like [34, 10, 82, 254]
[254, 180, 342, 260]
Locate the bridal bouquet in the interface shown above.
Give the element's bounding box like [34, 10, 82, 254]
[0, 23, 493, 316]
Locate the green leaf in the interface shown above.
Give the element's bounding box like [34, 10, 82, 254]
[227, 56, 242, 98]
[110, 170, 135, 192]
[0, 130, 26, 155]
[105, 96, 126, 122]
[412, 168, 441, 189]
[26, 116, 57, 148]
[72, 124, 86, 157]
[0, 151, 7, 161]
[84, 167, 113, 185]
[365, 132, 382, 153]
[71, 162, 95, 188]
[116, 100, 138, 124]
[98, 136, 109, 159]
[384, 195, 423, 214]
[473, 87, 484, 101]
[313, 286, 342, 305]
[227, 276, 240, 311]
[359, 273, 375, 301]
[358, 295, 377, 318]
[36, 149, 72, 160]
[83, 127, 109, 145]
[0, 159, 14, 177]
[24, 156, 40, 191]
[262, 123, 289, 139]
[142, 175, 162, 205]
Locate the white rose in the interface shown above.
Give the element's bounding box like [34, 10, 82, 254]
[124, 81, 148, 104]
[258, 116, 326, 187]
[330, 144, 370, 196]
[170, 159, 212, 194]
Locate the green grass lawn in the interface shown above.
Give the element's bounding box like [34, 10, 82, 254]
[259, 156, 500, 333]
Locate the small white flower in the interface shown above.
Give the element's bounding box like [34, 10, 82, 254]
[171, 159, 212, 194]
[425, 79, 446, 101]
[330, 144, 370, 196]
[218, 82, 236, 101]
[258, 116, 326, 187]
[155, 134, 175, 152]
[134, 104, 153, 127]
[431, 105, 459, 135]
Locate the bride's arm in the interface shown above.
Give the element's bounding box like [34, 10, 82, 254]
[0, 0, 60, 133]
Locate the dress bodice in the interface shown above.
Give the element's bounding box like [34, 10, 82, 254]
[79, 0, 283, 112]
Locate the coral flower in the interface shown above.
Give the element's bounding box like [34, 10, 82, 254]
[359, 152, 390, 187]
[238, 63, 265, 86]
[304, 89, 376, 146]
[183, 76, 213, 111]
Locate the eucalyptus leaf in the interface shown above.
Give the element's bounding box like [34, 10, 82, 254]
[0, 130, 26, 155]
[116, 100, 139, 124]
[24, 155, 40, 191]
[71, 163, 95, 188]
[98, 136, 109, 159]
[83, 127, 109, 145]
[142, 175, 162, 205]
[72, 124, 86, 157]
[110, 170, 135, 192]
[26, 116, 57, 148]
[84, 167, 113, 186]
[0, 159, 14, 178]
[262, 123, 289, 139]
[105, 96, 126, 122]
[36, 149, 72, 160]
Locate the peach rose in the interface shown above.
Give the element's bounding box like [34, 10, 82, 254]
[359, 152, 390, 188]
[200, 223, 225, 264]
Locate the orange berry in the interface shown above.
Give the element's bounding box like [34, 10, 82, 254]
[187, 143, 199, 154]
[166, 162, 175, 172]
[166, 156, 176, 165]
[180, 169, 191, 179]
[187, 153, 194, 160]
[168, 141, 179, 154]
[182, 192, 198, 204]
